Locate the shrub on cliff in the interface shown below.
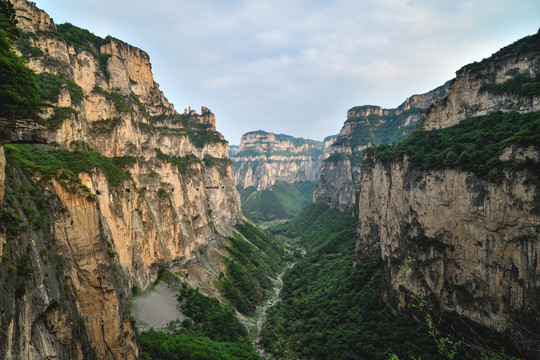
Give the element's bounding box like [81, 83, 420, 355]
[0, 0, 43, 119]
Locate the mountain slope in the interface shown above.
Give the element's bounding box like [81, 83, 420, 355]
[314, 82, 450, 214]
[237, 181, 316, 224]
[355, 31, 540, 358]
[0, 1, 243, 358]
[232, 131, 335, 223]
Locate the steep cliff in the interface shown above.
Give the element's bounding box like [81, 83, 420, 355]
[356, 32, 540, 357]
[423, 32, 540, 130]
[0, 1, 241, 359]
[314, 82, 450, 214]
[231, 130, 330, 191]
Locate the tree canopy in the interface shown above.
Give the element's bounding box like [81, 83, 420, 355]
[0, 0, 43, 119]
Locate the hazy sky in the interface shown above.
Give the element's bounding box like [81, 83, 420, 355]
[32, 0, 539, 144]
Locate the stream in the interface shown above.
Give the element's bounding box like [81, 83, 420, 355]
[237, 262, 295, 358]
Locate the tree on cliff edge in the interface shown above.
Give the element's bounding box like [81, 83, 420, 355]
[0, 0, 42, 119]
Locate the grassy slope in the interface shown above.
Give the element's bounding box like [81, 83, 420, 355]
[137, 221, 290, 360]
[238, 181, 316, 224]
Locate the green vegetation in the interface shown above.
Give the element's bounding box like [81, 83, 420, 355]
[324, 152, 363, 168]
[56, 22, 108, 53]
[480, 73, 540, 97]
[70, 140, 92, 151]
[178, 285, 248, 342]
[332, 107, 422, 149]
[0, 207, 21, 238]
[203, 155, 231, 177]
[184, 123, 226, 148]
[262, 204, 441, 360]
[37, 72, 83, 105]
[4, 144, 135, 188]
[0, 0, 43, 119]
[97, 54, 112, 81]
[46, 106, 79, 131]
[155, 148, 201, 176]
[136, 278, 262, 360]
[135, 223, 288, 359]
[90, 117, 122, 134]
[221, 221, 289, 315]
[238, 181, 316, 224]
[138, 331, 262, 360]
[92, 86, 132, 113]
[16, 31, 43, 59]
[15, 253, 32, 296]
[150, 113, 228, 148]
[364, 111, 540, 176]
[43, 22, 114, 81]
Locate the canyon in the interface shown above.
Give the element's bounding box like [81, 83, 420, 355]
[313, 82, 450, 214]
[0, 0, 539, 358]
[231, 130, 334, 191]
[350, 32, 540, 356]
[1, 1, 241, 358]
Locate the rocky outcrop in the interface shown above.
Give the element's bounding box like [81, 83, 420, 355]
[0, 118, 47, 146]
[314, 82, 450, 214]
[355, 31, 540, 357]
[356, 150, 539, 356]
[0, 1, 241, 359]
[232, 131, 331, 190]
[423, 32, 540, 130]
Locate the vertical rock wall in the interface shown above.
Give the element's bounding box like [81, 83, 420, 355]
[0, 1, 242, 359]
[354, 32, 540, 356]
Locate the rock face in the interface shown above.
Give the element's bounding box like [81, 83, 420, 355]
[314, 82, 450, 214]
[355, 32, 540, 357]
[231, 131, 333, 190]
[0, 118, 47, 146]
[423, 34, 540, 130]
[0, 1, 241, 359]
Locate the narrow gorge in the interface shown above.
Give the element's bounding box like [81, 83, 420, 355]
[0, 0, 539, 359]
[354, 32, 540, 356]
[314, 82, 450, 214]
[231, 131, 334, 223]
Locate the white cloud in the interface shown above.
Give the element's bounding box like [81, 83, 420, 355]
[34, 0, 540, 144]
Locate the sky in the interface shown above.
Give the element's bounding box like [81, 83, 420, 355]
[32, 0, 539, 145]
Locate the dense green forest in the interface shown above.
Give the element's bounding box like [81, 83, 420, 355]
[237, 181, 316, 224]
[364, 111, 540, 177]
[0, 0, 42, 119]
[260, 204, 521, 359]
[221, 221, 290, 315]
[261, 204, 441, 360]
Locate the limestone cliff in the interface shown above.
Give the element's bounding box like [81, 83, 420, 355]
[314, 82, 450, 214]
[232, 130, 331, 191]
[355, 32, 540, 357]
[423, 32, 540, 130]
[0, 1, 241, 359]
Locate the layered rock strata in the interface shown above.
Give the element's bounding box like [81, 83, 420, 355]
[314, 82, 450, 214]
[0, 1, 241, 359]
[232, 131, 333, 190]
[355, 32, 540, 357]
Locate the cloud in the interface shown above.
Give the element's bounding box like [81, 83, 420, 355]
[35, 0, 540, 144]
